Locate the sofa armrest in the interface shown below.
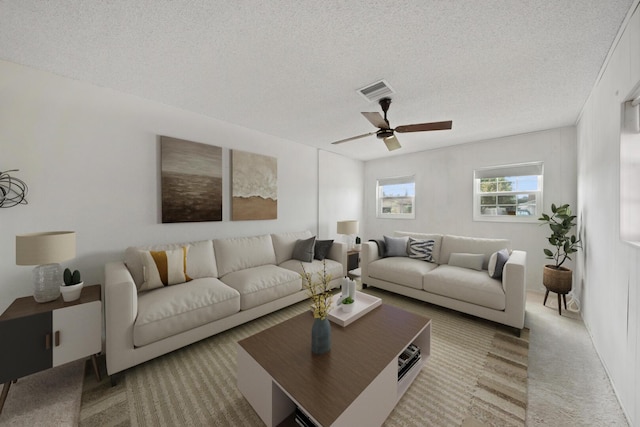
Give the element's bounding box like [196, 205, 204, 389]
[502, 250, 527, 329]
[104, 261, 138, 375]
[360, 242, 381, 283]
[327, 241, 347, 277]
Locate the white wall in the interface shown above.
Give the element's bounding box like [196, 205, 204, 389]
[363, 126, 577, 292]
[0, 60, 362, 314]
[576, 3, 640, 423]
[318, 150, 364, 241]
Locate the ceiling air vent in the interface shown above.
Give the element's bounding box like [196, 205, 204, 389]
[357, 79, 395, 103]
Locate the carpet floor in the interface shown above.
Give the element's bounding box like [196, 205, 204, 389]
[78, 288, 528, 426]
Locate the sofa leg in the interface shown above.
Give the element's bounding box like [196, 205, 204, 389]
[110, 372, 123, 387]
[362, 283, 368, 289]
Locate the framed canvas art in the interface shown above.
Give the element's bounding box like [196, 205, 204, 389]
[161, 136, 222, 223]
[231, 150, 277, 220]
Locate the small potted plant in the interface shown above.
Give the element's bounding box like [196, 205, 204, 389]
[354, 236, 362, 251]
[339, 296, 355, 312]
[60, 268, 84, 302]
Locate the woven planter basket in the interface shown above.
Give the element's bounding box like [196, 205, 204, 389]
[543, 265, 572, 294]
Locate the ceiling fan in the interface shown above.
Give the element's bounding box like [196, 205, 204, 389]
[331, 97, 452, 151]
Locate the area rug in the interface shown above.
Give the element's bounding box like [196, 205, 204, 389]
[0, 359, 85, 426]
[79, 288, 529, 426]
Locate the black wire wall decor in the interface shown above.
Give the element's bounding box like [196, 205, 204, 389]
[0, 169, 28, 208]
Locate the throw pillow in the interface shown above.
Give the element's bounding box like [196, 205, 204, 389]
[139, 246, 191, 291]
[488, 248, 510, 279]
[408, 237, 436, 262]
[314, 239, 334, 260]
[448, 252, 484, 271]
[292, 236, 316, 262]
[384, 235, 409, 257]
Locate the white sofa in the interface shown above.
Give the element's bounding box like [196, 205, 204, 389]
[361, 232, 526, 332]
[104, 231, 345, 378]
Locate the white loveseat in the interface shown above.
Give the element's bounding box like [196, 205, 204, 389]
[361, 232, 526, 332]
[104, 231, 345, 378]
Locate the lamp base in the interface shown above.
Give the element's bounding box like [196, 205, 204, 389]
[33, 263, 62, 303]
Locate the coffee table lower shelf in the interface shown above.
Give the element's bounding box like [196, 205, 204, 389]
[237, 304, 431, 427]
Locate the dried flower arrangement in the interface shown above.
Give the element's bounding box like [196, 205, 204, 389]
[300, 260, 333, 319]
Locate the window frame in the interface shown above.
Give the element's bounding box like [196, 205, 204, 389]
[376, 175, 416, 219]
[473, 162, 543, 223]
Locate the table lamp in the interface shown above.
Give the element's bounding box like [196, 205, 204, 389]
[337, 220, 359, 251]
[16, 231, 76, 303]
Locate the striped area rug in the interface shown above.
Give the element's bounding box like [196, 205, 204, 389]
[79, 288, 529, 426]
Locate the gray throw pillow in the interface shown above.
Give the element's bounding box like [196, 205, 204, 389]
[384, 235, 409, 257]
[448, 253, 484, 271]
[488, 248, 510, 279]
[292, 236, 316, 262]
[314, 239, 334, 260]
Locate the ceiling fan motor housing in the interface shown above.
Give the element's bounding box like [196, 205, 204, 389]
[376, 129, 394, 139]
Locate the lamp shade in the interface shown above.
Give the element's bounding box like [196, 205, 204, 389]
[337, 220, 359, 235]
[16, 231, 76, 265]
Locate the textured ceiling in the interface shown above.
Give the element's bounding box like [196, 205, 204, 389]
[0, 1, 635, 161]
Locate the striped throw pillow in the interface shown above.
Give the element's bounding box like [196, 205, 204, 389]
[139, 246, 192, 291]
[408, 238, 435, 263]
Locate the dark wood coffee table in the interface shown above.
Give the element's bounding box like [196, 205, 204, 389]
[237, 304, 431, 426]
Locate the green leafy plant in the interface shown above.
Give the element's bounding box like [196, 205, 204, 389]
[355, 236, 361, 245]
[538, 203, 582, 268]
[341, 296, 354, 305]
[63, 268, 82, 286]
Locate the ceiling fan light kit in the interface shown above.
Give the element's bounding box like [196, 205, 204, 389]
[332, 97, 453, 151]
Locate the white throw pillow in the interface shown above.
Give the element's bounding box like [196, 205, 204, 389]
[139, 246, 191, 291]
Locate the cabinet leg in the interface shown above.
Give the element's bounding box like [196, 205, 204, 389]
[0, 381, 12, 414]
[91, 354, 101, 382]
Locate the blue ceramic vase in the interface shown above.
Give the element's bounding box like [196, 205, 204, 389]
[311, 318, 331, 354]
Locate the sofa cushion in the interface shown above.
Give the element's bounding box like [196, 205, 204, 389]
[139, 246, 191, 291]
[384, 235, 409, 257]
[279, 258, 343, 285]
[214, 234, 277, 277]
[292, 236, 316, 262]
[423, 265, 506, 310]
[271, 231, 314, 265]
[394, 232, 443, 264]
[134, 277, 241, 347]
[220, 265, 302, 310]
[408, 237, 436, 262]
[314, 239, 334, 260]
[448, 253, 484, 271]
[368, 257, 438, 290]
[488, 249, 510, 279]
[440, 235, 511, 269]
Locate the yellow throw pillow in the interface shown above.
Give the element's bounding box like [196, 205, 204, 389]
[139, 246, 191, 291]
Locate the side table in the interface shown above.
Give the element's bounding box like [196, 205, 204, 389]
[0, 284, 102, 413]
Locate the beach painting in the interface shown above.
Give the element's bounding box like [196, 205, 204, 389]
[231, 150, 277, 220]
[161, 136, 222, 223]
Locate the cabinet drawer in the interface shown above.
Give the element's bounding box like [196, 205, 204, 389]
[52, 300, 101, 367]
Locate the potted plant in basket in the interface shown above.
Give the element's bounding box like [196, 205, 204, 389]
[60, 268, 84, 302]
[538, 203, 582, 300]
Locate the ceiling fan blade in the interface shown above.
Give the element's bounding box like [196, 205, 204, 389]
[395, 120, 453, 133]
[331, 131, 376, 145]
[361, 112, 388, 129]
[383, 135, 401, 151]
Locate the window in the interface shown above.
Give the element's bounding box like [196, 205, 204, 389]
[473, 162, 543, 222]
[376, 175, 415, 219]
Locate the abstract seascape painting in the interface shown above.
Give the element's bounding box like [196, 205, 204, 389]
[161, 136, 222, 223]
[231, 150, 277, 220]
